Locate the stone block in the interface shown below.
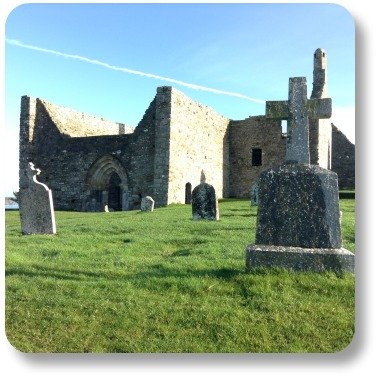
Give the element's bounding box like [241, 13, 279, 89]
[246, 244, 355, 273]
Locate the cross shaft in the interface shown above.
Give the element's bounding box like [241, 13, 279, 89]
[266, 77, 331, 164]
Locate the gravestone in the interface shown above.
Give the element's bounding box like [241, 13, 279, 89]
[246, 77, 354, 273]
[141, 196, 155, 212]
[104, 204, 115, 212]
[192, 183, 219, 221]
[250, 182, 259, 206]
[19, 162, 56, 235]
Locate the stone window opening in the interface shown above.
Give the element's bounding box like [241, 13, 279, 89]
[281, 120, 287, 137]
[252, 148, 262, 166]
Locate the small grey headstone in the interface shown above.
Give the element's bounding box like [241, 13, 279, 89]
[19, 162, 56, 235]
[250, 182, 259, 206]
[141, 196, 155, 212]
[192, 183, 219, 221]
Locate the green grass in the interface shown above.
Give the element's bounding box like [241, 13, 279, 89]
[5, 199, 355, 353]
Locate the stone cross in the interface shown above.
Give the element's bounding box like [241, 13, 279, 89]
[266, 77, 332, 164]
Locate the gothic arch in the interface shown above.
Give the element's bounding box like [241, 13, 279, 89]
[84, 155, 130, 211]
[85, 154, 128, 190]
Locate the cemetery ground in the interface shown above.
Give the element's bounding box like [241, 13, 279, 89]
[5, 197, 355, 353]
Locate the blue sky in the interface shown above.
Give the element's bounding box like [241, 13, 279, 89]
[4, 3, 355, 196]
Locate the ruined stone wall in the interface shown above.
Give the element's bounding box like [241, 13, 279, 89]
[19, 96, 37, 190]
[167, 87, 230, 203]
[152, 87, 171, 206]
[36, 135, 133, 210]
[19, 96, 157, 210]
[128, 98, 157, 204]
[38, 98, 134, 136]
[229, 116, 286, 197]
[332, 124, 355, 188]
[20, 88, 355, 213]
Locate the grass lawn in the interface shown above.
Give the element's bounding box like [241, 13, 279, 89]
[5, 198, 355, 353]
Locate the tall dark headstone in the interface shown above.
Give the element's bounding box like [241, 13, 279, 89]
[246, 77, 354, 273]
[192, 183, 219, 221]
[250, 182, 259, 206]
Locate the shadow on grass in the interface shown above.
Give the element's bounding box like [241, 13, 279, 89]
[6, 265, 107, 281]
[133, 265, 242, 281]
[189, 227, 251, 235]
[6, 264, 242, 283]
[221, 214, 256, 218]
[170, 249, 191, 257]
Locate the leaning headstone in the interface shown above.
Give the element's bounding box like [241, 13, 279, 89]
[192, 183, 219, 220]
[141, 196, 155, 212]
[246, 77, 354, 273]
[250, 182, 259, 206]
[19, 162, 56, 235]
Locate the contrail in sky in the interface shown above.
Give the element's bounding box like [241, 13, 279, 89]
[6, 38, 265, 104]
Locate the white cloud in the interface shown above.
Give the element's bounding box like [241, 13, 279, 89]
[6, 38, 265, 104]
[331, 106, 355, 144]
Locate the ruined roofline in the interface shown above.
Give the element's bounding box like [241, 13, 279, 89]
[21, 95, 134, 138]
[331, 122, 355, 146]
[158, 86, 230, 122]
[22, 84, 266, 139]
[230, 115, 267, 122]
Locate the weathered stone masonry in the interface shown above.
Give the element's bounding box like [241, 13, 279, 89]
[20, 95, 157, 211]
[19, 86, 354, 211]
[332, 123, 355, 188]
[229, 116, 286, 197]
[19, 50, 355, 211]
[168, 88, 230, 202]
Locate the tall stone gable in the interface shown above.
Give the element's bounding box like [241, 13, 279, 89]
[19, 50, 355, 211]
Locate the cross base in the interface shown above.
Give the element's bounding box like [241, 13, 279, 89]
[246, 244, 355, 273]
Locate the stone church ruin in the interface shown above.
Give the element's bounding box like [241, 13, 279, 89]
[19, 48, 355, 211]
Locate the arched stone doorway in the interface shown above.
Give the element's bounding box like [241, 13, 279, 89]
[85, 155, 129, 211]
[108, 172, 122, 211]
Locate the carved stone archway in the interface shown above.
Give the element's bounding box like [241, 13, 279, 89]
[85, 155, 130, 211]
